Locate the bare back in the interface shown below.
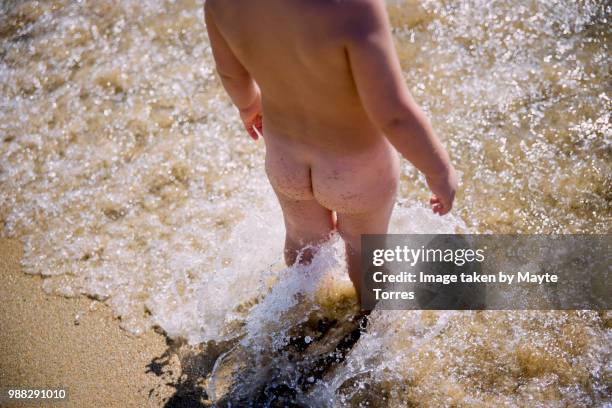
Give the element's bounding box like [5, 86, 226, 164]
[205, 0, 456, 293]
[206, 0, 381, 151]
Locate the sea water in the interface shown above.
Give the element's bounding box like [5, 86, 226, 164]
[0, 0, 609, 406]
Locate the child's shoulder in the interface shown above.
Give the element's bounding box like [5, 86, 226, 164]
[206, 0, 384, 28]
[307, 0, 388, 43]
[322, 0, 389, 42]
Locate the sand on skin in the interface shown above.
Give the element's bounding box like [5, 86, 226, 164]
[0, 238, 179, 407]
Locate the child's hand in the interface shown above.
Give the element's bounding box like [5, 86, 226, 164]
[239, 98, 263, 140]
[426, 167, 458, 216]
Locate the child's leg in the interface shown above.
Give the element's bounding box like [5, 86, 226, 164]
[272, 187, 335, 266]
[336, 199, 395, 298]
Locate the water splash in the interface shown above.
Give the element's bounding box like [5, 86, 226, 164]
[1, 0, 610, 406]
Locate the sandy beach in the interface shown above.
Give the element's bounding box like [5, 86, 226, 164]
[1, 0, 609, 405]
[0, 238, 179, 407]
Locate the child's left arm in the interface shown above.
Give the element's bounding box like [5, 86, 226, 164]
[204, 3, 262, 140]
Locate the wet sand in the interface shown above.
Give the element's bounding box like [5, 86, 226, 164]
[1, 1, 609, 405]
[0, 238, 179, 407]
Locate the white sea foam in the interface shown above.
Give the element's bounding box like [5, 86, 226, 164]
[1, 0, 609, 405]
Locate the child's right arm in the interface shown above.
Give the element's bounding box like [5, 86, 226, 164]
[205, 1, 263, 140]
[344, 0, 457, 215]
